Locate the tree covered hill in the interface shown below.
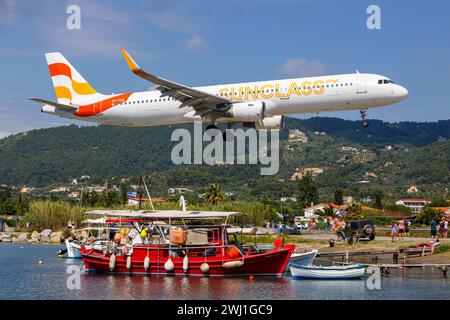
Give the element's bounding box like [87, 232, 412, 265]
[0, 117, 449, 197]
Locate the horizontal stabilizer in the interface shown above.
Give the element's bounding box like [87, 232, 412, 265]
[29, 98, 78, 111]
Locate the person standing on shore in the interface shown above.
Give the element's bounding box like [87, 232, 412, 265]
[444, 218, 448, 238]
[391, 222, 398, 242]
[398, 219, 405, 240]
[430, 219, 438, 239]
[438, 218, 445, 238]
[405, 220, 411, 237]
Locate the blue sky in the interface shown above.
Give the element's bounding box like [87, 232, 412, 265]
[0, 0, 449, 138]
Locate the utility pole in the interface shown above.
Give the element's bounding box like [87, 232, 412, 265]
[138, 174, 143, 211]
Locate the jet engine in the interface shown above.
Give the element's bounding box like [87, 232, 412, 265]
[255, 115, 284, 130]
[228, 101, 265, 122]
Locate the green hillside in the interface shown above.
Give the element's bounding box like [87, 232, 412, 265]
[0, 117, 449, 200]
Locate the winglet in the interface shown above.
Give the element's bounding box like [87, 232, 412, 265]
[121, 49, 141, 73]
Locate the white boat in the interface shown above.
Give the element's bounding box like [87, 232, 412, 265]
[65, 239, 82, 258]
[290, 264, 366, 280]
[289, 249, 318, 266]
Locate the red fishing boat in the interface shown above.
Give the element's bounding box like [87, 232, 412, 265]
[81, 210, 294, 277]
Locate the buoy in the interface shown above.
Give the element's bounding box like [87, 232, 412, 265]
[140, 229, 147, 238]
[38, 260, 43, 264]
[249, 275, 254, 281]
[109, 253, 116, 271]
[222, 260, 244, 269]
[144, 256, 150, 271]
[126, 256, 132, 269]
[200, 262, 209, 273]
[183, 255, 189, 273]
[164, 257, 174, 272]
[120, 228, 126, 236]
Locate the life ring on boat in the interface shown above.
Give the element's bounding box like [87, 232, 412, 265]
[273, 239, 284, 249]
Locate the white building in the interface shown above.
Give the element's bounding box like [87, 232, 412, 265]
[395, 199, 431, 213]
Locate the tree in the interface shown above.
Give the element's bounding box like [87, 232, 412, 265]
[334, 189, 344, 205]
[296, 173, 319, 210]
[203, 184, 225, 206]
[346, 202, 363, 220]
[417, 207, 444, 225]
[373, 190, 384, 209]
[427, 199, 450, 207]
[383, 203, 412, 213]
[120, 183, 129, 205]
[316, 205, 334, 218]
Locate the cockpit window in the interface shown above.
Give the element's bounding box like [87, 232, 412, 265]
[379, 79, 395, 84]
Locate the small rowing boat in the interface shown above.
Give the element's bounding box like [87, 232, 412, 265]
[289, 249, 318, 266]
[290, 263, 365, 280]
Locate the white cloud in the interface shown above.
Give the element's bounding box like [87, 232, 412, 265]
[184, 33, 206, 51]
[278, 58, 329, 77]
[148, 11, 207, 52]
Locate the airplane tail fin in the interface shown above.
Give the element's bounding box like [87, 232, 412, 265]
[45, 52, 103, 104]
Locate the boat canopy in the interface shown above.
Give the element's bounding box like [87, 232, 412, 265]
[85, 210, 244, 220]
[81, 218, 108, 224]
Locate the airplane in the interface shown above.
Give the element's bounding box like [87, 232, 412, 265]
[31, 50, 408, 138]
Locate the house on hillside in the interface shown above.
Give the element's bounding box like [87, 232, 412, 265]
[288, 129, 308, 143]
[407, 185, 419, 193]
[395, 199, 431, 213]
[290, 167, 324, 181]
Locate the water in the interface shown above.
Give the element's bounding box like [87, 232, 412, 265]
[0, 243, 449, 300]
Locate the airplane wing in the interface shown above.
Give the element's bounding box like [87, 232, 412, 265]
[121, 49, 231, 115]
[29, 98, 77, 111]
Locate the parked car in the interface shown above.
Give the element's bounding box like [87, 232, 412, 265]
[282, 226, 302, 235]
[337, 219, 376, 244]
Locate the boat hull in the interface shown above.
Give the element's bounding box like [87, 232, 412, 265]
[65, 240, 82, 259]
[289, 249, 318, 267]
[290, 264, 366, 280]
[82, 244, 295, 277]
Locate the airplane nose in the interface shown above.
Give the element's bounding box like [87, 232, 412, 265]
[397, 85, 408, 100]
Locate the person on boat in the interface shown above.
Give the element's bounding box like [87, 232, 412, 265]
[391, 222, 398, 242]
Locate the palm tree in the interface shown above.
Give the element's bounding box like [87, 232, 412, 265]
[203, 184, 225, 206]
[346, 202, 363, 220]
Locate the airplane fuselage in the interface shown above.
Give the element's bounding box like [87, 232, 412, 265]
[42, 72, 408, 127]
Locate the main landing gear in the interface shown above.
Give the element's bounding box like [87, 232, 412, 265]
[360, 108, 369, 128]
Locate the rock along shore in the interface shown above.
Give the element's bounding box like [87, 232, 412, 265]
[0, 229, 64, 244]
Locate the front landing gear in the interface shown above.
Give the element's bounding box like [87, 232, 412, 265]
[360, 109, 369, 128]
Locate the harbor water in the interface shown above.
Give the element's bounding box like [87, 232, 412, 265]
[0, 243, 449, 300]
